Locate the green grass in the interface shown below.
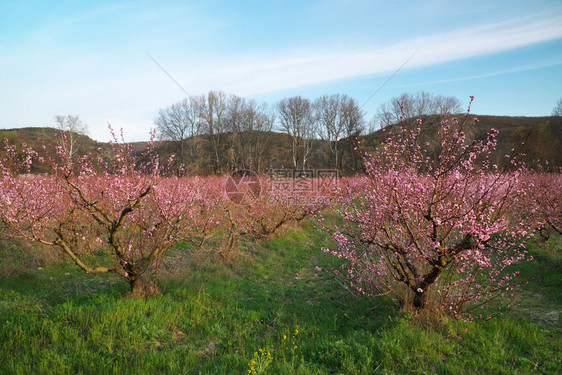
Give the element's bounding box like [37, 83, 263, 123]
[0, 222, 561, 374]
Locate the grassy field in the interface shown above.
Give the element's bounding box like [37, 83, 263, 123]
[0, 220, 560, 374]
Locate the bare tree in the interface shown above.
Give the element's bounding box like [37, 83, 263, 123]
[549, 98, 562, 150]
[154, 98, 200, 166]
[196, 91, 228, 174]
[552, 98, 562, 117]
[54, 115, 88, 167]
[339, 96, 364, 172]
[277, 96, 315, 170]
[315, 94, 354, 170]
[375, 91, 462, 129]
[244, 101, 274, 173]
[224, 94, 248, 169]
[225, 97, 274, 172]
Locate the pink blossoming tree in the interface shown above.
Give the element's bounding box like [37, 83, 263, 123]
[0, 130, 218, 297]
[215, 174, 329, 261]
[520, 170, 562, 237]
[322, 99, 532, 315]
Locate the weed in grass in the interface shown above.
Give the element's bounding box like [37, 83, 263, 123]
[247, 347, 273, 374]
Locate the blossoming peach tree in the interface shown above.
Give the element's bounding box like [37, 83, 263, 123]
[0, 129, 218, 297]
[320, 99, 534, 316]
[215, 174, 328, 261]
[525, 170, 562, 236]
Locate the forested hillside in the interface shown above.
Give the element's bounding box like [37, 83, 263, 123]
[1, 114, 561, 175]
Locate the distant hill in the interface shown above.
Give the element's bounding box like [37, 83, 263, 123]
[0, 127, 103, 150]
[1, 115, 560, 175]
[0, 127, 107, 174]
[361, 115, 562, 170]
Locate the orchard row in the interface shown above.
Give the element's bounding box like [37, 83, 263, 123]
[0, 109, 560, 318]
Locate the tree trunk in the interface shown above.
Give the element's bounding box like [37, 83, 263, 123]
[413, 290, 426, 309]
[128, 275, 159, 297]
[412, 260, 448, 309]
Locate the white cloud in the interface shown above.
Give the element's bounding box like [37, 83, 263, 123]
[169, 11, 562, 97]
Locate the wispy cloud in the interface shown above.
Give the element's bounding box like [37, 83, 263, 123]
[410, 59, 562, 87]
[167, 10, 562, 96]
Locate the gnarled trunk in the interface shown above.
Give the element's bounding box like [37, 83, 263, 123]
[413, 290, 427, 309]
[128, 275, 159, 297]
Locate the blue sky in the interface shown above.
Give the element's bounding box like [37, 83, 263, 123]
[1, 0, 562, 141]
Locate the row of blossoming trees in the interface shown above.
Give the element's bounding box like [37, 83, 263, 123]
[0, 129, 324, 296]
[0, 100, 560, 317]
